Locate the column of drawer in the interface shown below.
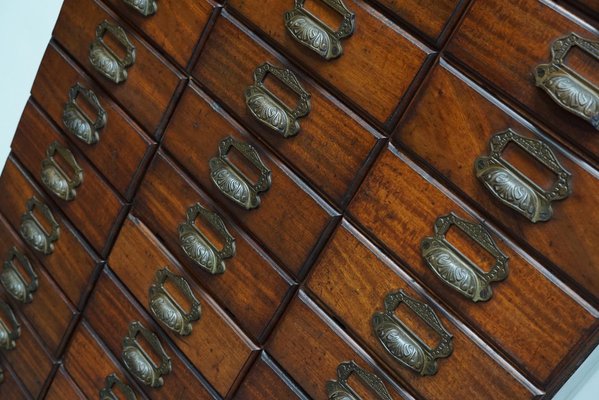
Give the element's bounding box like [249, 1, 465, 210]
[0, 358, 30, 400]
[45, 367, 86, 399]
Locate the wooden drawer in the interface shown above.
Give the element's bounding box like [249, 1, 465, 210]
[0, 214, 77, 357]
[567, 0, 599, 18]
[108, 214, 258, 397]
[84, 269, 215, 399]
[53, 0, 185, 137]
[102, 0, 217, 68]
[11, 101, 127, 257]
[225, 1, 432, 127]
[0, 157, 100, 308]
[193, 12, 381, 206]
[394, 61, 599, 306]
[163, 84, 337, 277]
[45, 367, 86, 400]
[133, 151, 294, 341]
[63, 321, 146, 399]
[31, 42, 156, 201]
[0, 359, 30, 400]
[447, 0, 599, 164]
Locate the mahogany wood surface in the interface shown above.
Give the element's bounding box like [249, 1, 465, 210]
[45, 367, 87, 400]
[0, 359, 30, 400]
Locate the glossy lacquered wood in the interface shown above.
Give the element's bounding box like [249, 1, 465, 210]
[45, 367, 86, 400]
[193, 12, 381, 206]
[31, 42, 156, 201]
[53, 0, 185, 136]
[394, 61, 599, 306]
[11, 101, 127, 257]
[0, 359, 30, 400]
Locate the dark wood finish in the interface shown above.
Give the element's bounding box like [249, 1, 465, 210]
[447, 0, 599, 164]
[45, 367, 86, 400]
[567, 0, 599, 18]
[133, 151, 294, 341]
[394, 61, 599, 305]
[31, 42, 156, 201]
[11, 100, 127, 257]
[192, 13, 381, 206]
[0, 359, 30, 400]
[53, 0, 185, 137]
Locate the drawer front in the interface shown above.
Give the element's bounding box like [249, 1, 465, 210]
[102, 0, 216, 67]
[193, 13, 381, 206]
[45, 367, 86, 400]
[448, 0, 599, 163]
[84, 269, 215, 399]
[108, 214, 257, 397]
[11, 101, 127, 257]
[568, 0, 599, 17]
[0, 360, 30, 400]
[31, 43, 156, 201]
[0, 214, 77, 356]
[53, 0, 185, 136]
[133, 151, 293, 341]
[63, 321, 146, 399]
[226, 1, 431, 125]
[163, 84, 337, 277]
[0, 157, 100, 307]
[395, 62, 599, 305]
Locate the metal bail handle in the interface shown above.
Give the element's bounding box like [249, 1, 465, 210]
[1, 247, 39, 304]
[0, 301, 21, 351]
[40, 141, 84, 202]
[99, 373, 137, 400]
[62, 83, 107, 145]
[122, 0, 158, 16]
[326, 361, 393, 400]
[89, 20, 136, 84]
[19, 197, 60, 255]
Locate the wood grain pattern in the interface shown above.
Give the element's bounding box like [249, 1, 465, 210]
[45, 367, 86, 400]
[193, 13, 381, 206]
[0, 359, 30, 400]
[395, 62, 599, 305]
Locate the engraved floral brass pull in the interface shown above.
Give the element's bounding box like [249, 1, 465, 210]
[149, 268, 201, 336]
[19, 197, 60, 255]
[62, 83, 107, 145]
[1, 247, 39, 304]
[178, 203, 236, 275]
[535, 33, 599, 130]
[122, 0, 157, 16]
[41, 141, 84, 201]
[421, 213, 509, 302]
[245, 62, 311, 138]
[89, 20, 136, 84]
[284, 0, 355, 60]
[372, 290, 453, 376]
[209, 137, 272, 210]
[99, 373, 137, 400]
[121, 321, 171, 388]
[0, 301, 20, 351]
[326, 361, 392, 400]
[475, 129, 572, 223]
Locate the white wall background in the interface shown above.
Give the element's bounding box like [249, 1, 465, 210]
[0, 1, 598, 398]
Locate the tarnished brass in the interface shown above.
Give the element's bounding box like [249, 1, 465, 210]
[209, 136, 272, 210]
[149, 268, 201, 336]
[0, 301, 20, 351]
[421, 213, 509, 302]
[475, 129, 572, 223]
[1, 247, 39, 304]
[284, 0, 355, 60]
[326, 361, 393, 400]
[0, 366, 3, 384]
[19, 197, 60, 255]
[178, 203, 236, 275]
[62, 83, 107, 145]
[245, 62, 311, 138]
[41, 141, 84, 201]
[122, 0, 157, 16]
[121, 321, 171, 388]
[372, 290, 453, 376]
[89, 20, 136, 84]
[535, 33, 599, 130]
[99, 374, 137, 400]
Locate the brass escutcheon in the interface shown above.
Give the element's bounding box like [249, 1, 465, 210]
[89, 20, 136, 84]
[99, 373, 137, 400]
[326, 360, 393, 399]
[1, 247, 39, 304]
[19, 197, 60, 255]
[122, 0, 157, 16]
[0, 301, 21, 351]
[40, 141, 84, 201]
[62, 83, 107, 145]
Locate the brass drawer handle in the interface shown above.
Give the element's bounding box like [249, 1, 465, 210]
[326, 361, 392, 400]
[209, 136, 272, 210]
[89, 20, 136, 84]
[421, 213, 509, 302]
[122, 321, 171, 388]
[1, 247, 39, 304]
[372, 290, 453, 376]
[535, 33, 599, 130]
[475, 129, 572, 223]
[122, 0, 157, 16]
[245, 62, 311, 138]
[149, 268, 201, 336]
[19, 197, 60, 255]
[62, 83, 107, 145]
[41, 141, 84, 201]
[178, 203, 236, 275]
[0, 301, 20, 351]
[284, 0, 355, 60]
[100, 373, 137, 400]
